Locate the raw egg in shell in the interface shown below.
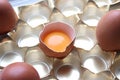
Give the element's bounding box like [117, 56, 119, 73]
[39, 22, 76, 58]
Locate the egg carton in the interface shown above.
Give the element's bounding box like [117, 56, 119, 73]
[0, 0, 120, 80]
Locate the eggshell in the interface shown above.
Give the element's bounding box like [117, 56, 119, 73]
[1, 62, 40, 80]
[0, 0, 18, 34]
[39, 22, 75, 59]
[96, 10, 120, 51]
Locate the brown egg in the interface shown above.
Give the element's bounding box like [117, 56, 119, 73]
[96, 10, 120, 51]
[0, 0, 18, 35]
[1, 62, 40, 80]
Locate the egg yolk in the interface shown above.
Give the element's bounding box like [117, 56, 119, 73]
[43, 31, 71, 52]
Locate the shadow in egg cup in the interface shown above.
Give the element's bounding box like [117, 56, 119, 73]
[0, 34, 12, 43]
[81, 1, 108, 27]
[74, 23, 96, 51]
[39, 21, 76, 58]
[0, 40, 26, 67]
[9, 20, 43, 47]
[53, 48, 83, 80]
[19, 1, 52, 28]
[110, 2, 120, 10]
[110, 52, 120, 80]
[82, 69, 114, 80]
[55, 0, 88, 17]
[24, 46, 54, 78]
[77, 44, 115, 74]
[41, 75, 58, 80]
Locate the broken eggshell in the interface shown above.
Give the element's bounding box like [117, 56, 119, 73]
[39, 22, 76, 58]
[0, 0, 18, 35]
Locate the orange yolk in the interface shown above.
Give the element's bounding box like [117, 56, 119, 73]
[43, 31, 71, 52]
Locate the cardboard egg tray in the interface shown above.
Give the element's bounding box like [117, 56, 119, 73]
[1, 0, 120, 80]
